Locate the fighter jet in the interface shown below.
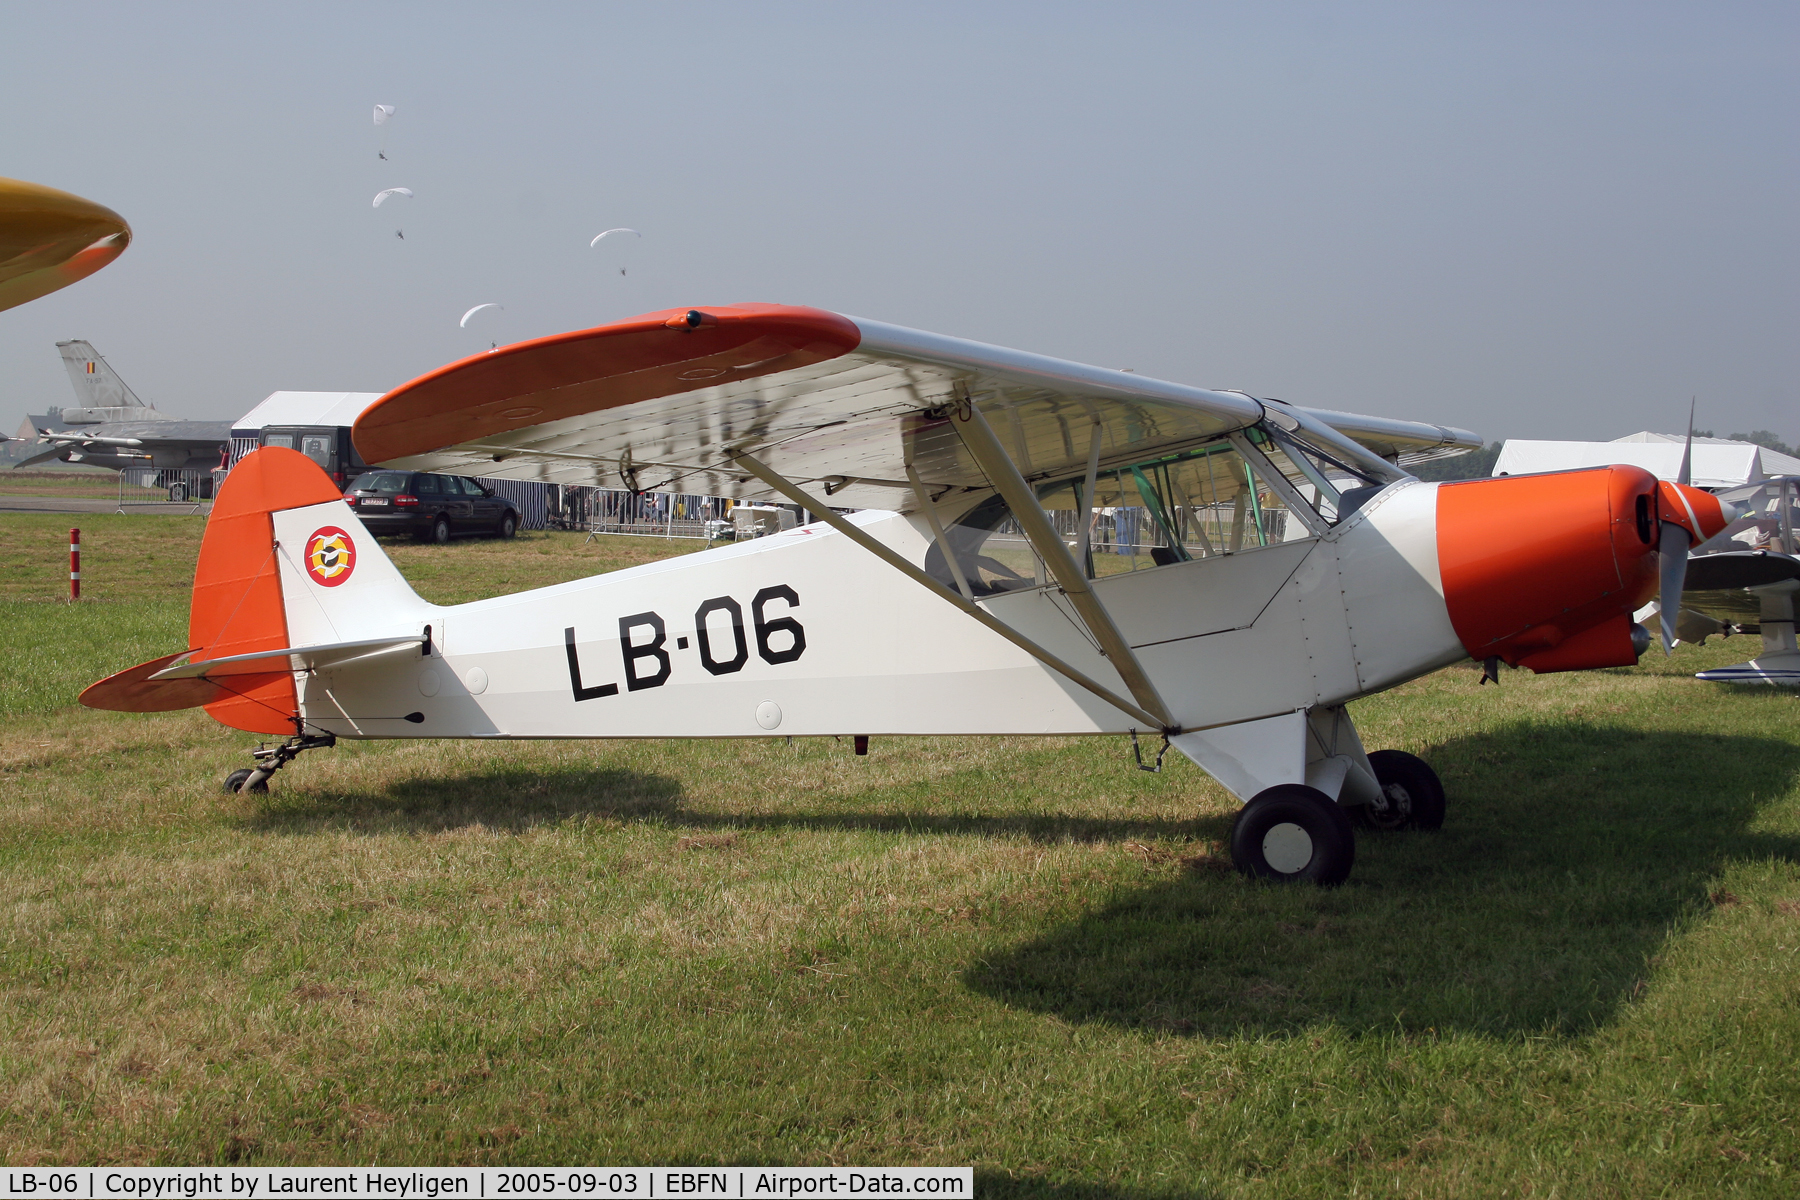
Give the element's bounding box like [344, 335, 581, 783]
[13, 340, 231, 475]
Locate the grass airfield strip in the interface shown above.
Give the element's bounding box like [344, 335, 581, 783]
[1, 512, 1797, 1191]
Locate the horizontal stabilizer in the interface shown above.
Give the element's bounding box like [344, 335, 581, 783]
[79, 650, 240, 713]
[149, 634, 426, 680]
[11, 443, 71, 469]
[1696, 650, 1800, 686]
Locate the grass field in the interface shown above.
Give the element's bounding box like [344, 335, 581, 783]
[1, 513, 1797, 1193]
[0, 469, 129, 500]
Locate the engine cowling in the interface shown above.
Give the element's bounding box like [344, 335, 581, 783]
[1436, 466, 1732, 674]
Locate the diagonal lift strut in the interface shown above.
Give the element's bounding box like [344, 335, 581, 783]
[950, 402, 1178, 730]
[731, 450, 1173, 732]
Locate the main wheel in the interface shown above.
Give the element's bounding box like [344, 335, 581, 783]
[497, 511, 518, 539]
[429, 515, 452, 545]
[168, 481, 189, 502]
[1230, 784, 1356, 886]
[1360, 750, 1446, 831]
[223, 768, 268, 795]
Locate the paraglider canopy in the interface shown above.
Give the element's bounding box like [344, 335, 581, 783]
[373, 104, 395, 126]
[459, 303, 502, 328]
[373, 188, 414, 208]
[590, 228, 641, 247]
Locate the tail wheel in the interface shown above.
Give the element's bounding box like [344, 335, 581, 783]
[497, 511, 518, 539]
[223, 768, 268, 795]
[430, 515, 451, 545]
[1359, 750, 1446, 831]
[1230, 784, 1356, 886]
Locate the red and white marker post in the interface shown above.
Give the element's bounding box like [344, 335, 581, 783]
[69, 527, 80, 601]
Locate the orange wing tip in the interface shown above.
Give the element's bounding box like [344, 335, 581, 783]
[353, 303, 862, 465]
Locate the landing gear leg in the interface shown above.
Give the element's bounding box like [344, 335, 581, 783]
[223, 732, 337, 795]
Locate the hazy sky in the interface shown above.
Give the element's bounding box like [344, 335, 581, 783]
[3, 2, 1794, 447]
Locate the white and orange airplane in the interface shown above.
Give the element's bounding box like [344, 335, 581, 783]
[81, 304, 1736, 885]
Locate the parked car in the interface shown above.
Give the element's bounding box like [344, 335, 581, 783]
[342, 471, 520, 543]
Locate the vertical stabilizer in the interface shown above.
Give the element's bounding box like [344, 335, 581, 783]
[189, 447, 346, 733]
[56, 339, 146, 410]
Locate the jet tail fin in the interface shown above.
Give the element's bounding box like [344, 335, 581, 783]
[56, 339, 146, 410]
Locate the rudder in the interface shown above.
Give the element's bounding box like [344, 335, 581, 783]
[189, 447, 344, 732]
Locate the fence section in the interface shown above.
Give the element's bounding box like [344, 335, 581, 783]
[117, 467, 220, 513]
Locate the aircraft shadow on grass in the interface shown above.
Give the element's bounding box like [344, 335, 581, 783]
[241, 764, 1220, 845]
[240, 720, 1799, 1040]
[967, 721, 1800, 1039]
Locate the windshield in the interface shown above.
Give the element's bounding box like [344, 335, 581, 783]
[348, 471, 410, 494]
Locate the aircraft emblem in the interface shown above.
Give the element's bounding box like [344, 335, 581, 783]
[304, 527, 356, 587]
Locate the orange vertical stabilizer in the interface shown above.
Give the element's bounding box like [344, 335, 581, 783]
[189, 447, 345, 733]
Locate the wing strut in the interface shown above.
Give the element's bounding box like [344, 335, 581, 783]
[732, 451, 1172, 732]
[951, 404, 1179, 731]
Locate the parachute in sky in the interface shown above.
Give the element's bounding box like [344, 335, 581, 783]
[373, 105, 397, 160]
[373, 188, 413, 208]
[459, 303, 502, 328]
[589, 228, 640, 248]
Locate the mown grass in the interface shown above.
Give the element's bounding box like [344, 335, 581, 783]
[0, 511, 1797, 1194]
[0, 469, 126, 499]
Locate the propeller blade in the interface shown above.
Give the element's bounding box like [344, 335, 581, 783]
[1678, 398, 1695, 487]
[1658, 520, 1693, 654]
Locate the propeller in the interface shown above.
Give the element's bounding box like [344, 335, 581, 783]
[1658, 402, 1699, 654]
[1656, 410, 1699, 658]
[1653, 405, 1747, 654]
[1658, 519, 1692, 654]
[1678, 397, 1694, 487]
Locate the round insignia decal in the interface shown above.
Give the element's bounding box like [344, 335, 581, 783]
[304, 527, 356, 587]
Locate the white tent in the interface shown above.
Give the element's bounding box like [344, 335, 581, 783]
[1493, 432, 1800, 489]
[231, 391, 383, 434]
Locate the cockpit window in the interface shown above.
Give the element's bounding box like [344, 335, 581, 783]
[924, 494, 1047, 597]
[1070, 439, 1307, 573]
[924, 431, 1335, 591]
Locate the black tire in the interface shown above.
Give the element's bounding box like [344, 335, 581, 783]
[429, 515, 451, 545]
[168, 482, 189, 502]
[497, 510, 518, 539]
[1229, 784, 1356, 886]
[223, 768, 268, 796]
[1359, 750, 1446, 832]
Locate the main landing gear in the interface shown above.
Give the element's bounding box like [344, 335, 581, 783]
[223, 732, 336, 795]
[1228, 753, 1445, 886]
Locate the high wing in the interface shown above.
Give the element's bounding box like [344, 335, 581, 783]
[354, 304, 1477, 509]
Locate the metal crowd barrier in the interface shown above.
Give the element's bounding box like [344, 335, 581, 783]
[116, 467, 220, 514]
[572, 489, 730, 541]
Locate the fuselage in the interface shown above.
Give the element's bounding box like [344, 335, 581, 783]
[270, 464, 1710, 744]
[273, 479, 1457, 741]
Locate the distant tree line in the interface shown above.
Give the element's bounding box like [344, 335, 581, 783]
[1696, 429, 1799, 458]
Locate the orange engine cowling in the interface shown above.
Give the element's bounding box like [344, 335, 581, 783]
[1435, 466, 1729, 674]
